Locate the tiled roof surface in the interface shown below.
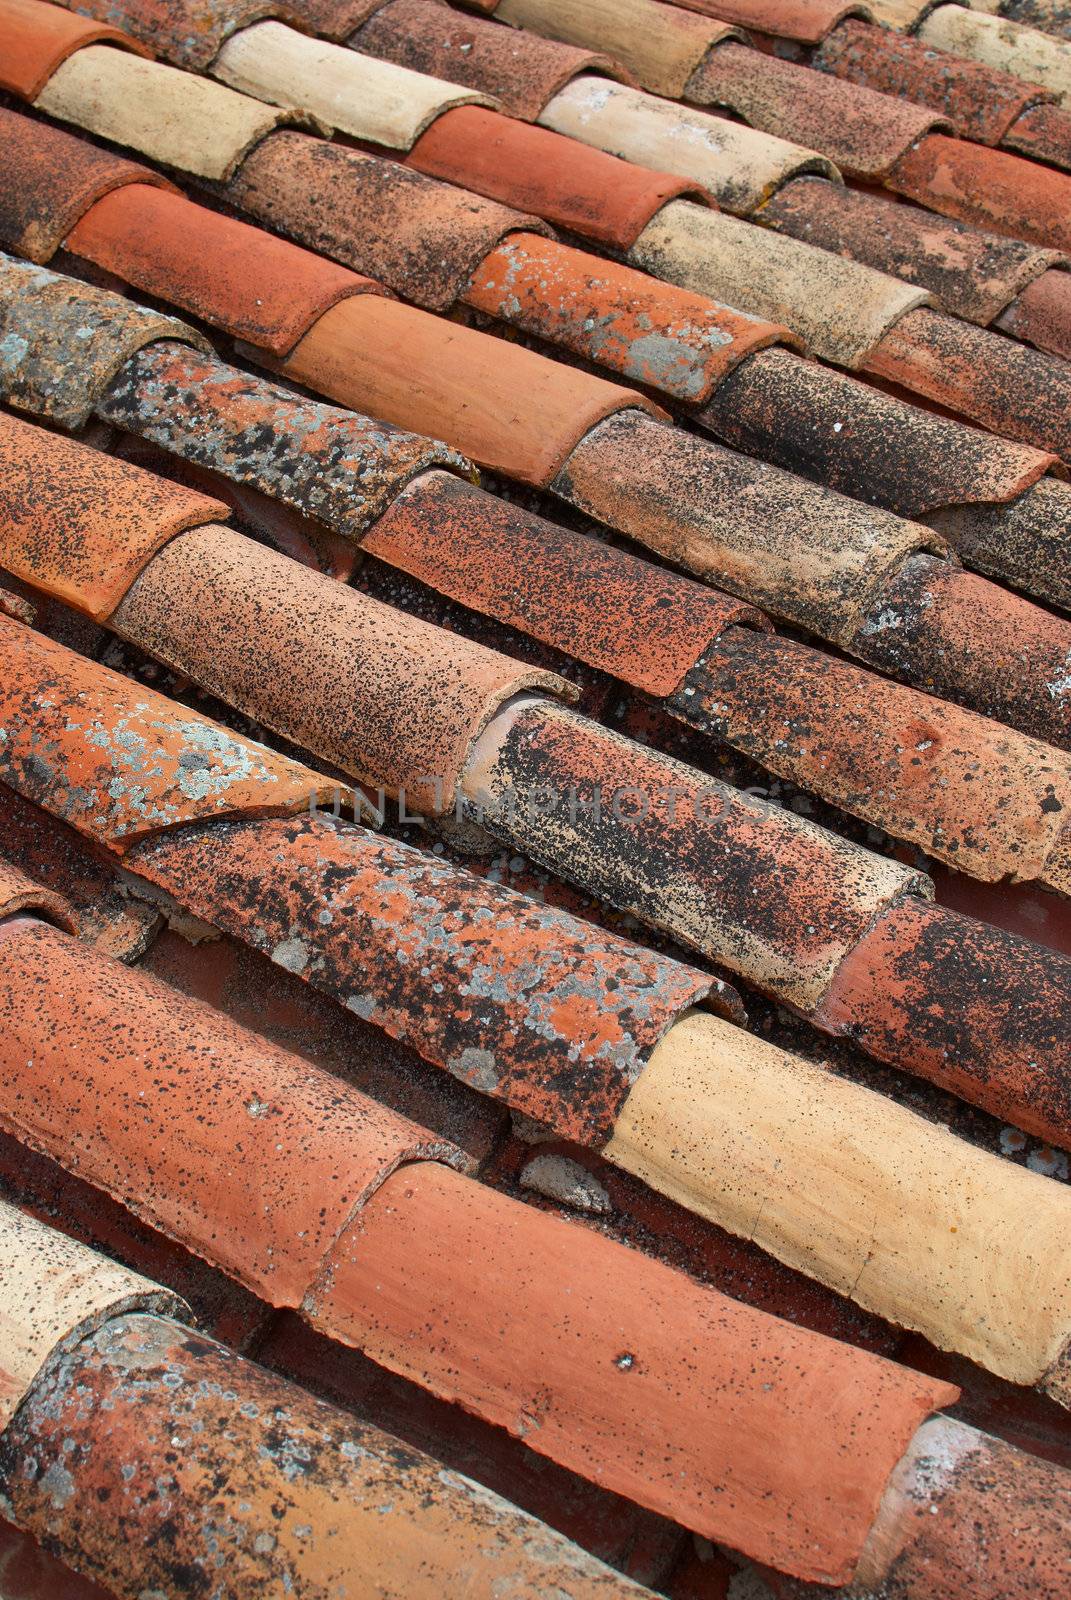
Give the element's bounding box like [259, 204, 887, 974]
[0, 0, 1070, 1595]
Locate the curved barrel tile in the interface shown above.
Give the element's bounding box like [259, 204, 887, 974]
[97, 337, 471, 538]
[364, 469, 768, 695]
[761, 175, 1061, 326]
[316, 1158, 956, 1585]
[225, 129, 546, 311]
[34, 43, 312, 182]
[689, 39, 948, 179]
[815, 17, 1056, 144]
[0, 104, 175, 264]
[0, 615, 337, 845]
[890, 131, 1071, 252]
[538, 76, 840, 216]
[629, 199, 929, 367]
[919, 4, 1071, 104]
[463, 231, 790, 401]
[112, 520, 569, 815]
[66, 182, 381, 353]
[0, 1311, 651, 1600]
[468, 698, 924, 1012]
[0, 1200, 187, 1429]
[0, 410, 225, 619]
[354, 0, 627, 121]
[407, 104, 714, 248]
[699, 345, 1055, 516]
[0, 253, 206, 430]
[213, 18, 498, 146]
[552, 407, 937, 644]
[267, 293, 665, 484]
[0, 0, 148, 100]
[666, 0, 872, 44]
[494, 0, 740, 97]
[124, 813, 721, 1145]
[50, 0, 305, 68]
[0, 916, 464, 1304]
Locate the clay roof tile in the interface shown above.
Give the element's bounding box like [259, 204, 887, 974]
[494, 0, 742, 98]
[0, 0, 149, 100]
[225, 128, 550, 312]
[0, 1198, 187, 1429]
[690, 36, 950, 180]
[814, 16, 1058, 145]
[0, 854, 77, 933]
[45, 0, 306, 69]
[0, 251, 207, 430]
[668, 0, 873, 44]
[96, 335, 472, 540]
[354, 0, 631, 121]
[407, 102, 715, 248]
[65, 181, 383, 353]
[0, 613, 338, 846]
[0, 103, 174, 265]
[0, 915, 466, 1303]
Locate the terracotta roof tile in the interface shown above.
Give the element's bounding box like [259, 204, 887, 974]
[862, 304, 1071, 461]
[890, 129, 1071, 251]
[0, 0, 148, 100]
[462, 230, 789, 400]
[674, 627, 1071, 890]
[0, 855, 76, 932]
[760, 173, 1063, 327]
[113, 520, 570, 815]
[689, 37, 949, 179]
[0, 612, 338, 845]
[536, 75, 840, 215]
[917, 3, 1071, 105]
[407, 103, 714, 248]
[0, 252, 207, 430]
[494, 0, 740, 97]
[354, 0, 629, 121]
[0, 409, 228, 619]
[813, 894, 1071, 1148]
[466, 696, 925, 1012]
[848, 547, 1071, 750]
[366, 469, 767, 696]
[0, 1207, 647, 1600]
[66, 181, 382, 352]
[0, 1198, 187, 1429]
[33, 39, 314, 181]
[552, 399, 936, 647]
[51, 0, 305, 69]
[0, 914, 465, 1303]
[268, 293, 665, 483]
[994, 263, 1071, 357]
[225, 128, 549, 313]
[318, 1159, 955, 1584]
[699, 345, 1054, 516]
[666, 0, 872, 43]
[125, 813, 721, 1144]
[628, 199, 930, 368]
[1003, 91, 1071, 162]
[97, 337, 472, 538]
[0, 621, 719, 1141]
[0, 102, 175, 264]
[814, 16, 1058, 145]
[211, 17, 500, 145]
[1, 1311, 653, 1599]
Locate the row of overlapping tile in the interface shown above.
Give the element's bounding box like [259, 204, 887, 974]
[0, 0, 1071, 1594]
